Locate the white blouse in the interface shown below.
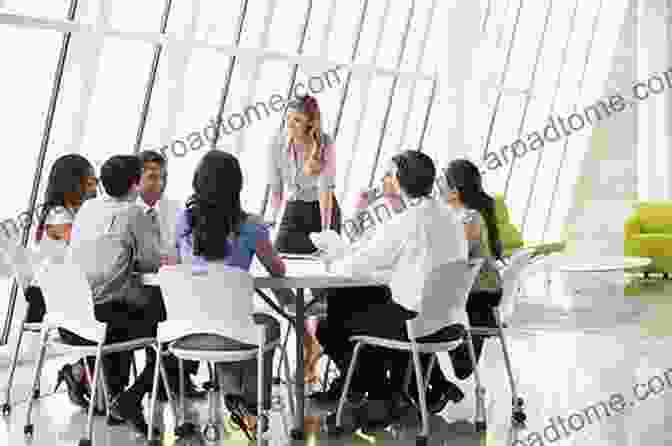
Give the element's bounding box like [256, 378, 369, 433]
[27, 206, 74, 288]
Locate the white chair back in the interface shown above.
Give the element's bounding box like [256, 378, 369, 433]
[499, 248, 533, 321]
[409, 259, 484, 340]
[157, 263, 259, 345]
[37, 261, 105, 342]
[1, 243, 37, 289]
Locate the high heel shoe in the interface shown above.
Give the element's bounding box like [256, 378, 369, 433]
[225, 394, 256, 441]
[55, 364, 89, 409]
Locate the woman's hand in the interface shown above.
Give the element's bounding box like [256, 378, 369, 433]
[355, 189, 371, 210]
[160, 255, 178, 266]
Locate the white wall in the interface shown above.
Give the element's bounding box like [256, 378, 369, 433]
[637, 0, 672, 200]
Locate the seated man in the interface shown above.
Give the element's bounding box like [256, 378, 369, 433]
[136, 149, 204, 399]
[320, 150, 470, 427]
[67, 155, 163, 436]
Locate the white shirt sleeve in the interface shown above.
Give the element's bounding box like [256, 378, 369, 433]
[331, 216, 405, 278]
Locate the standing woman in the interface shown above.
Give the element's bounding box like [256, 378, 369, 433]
[27, 154, 98, 409]
[268, 95, 341, 383]
[269, 94, 341, 252]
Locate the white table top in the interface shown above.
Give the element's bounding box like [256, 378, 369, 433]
[139, 258, 387, 289]
[538, 254, 651, 273]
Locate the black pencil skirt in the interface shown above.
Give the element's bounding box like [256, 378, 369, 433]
[274, 199, 341, 254]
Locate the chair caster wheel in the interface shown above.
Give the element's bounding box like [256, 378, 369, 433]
[416, 435, 428, 446]
[202, 424, 219, 442]
[290, 428, 305, 439]
[78, 439, 92, 446]
[475, 421, 487, 433]
[175, 422, 198, 437]
[24, 424, 34, 436]
[1, 403, 10, 416]
[33, 389, 40, 399]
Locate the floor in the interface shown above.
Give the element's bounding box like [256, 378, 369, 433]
[0, 269, 671, 445]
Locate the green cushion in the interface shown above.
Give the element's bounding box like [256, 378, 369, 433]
[633, 202, 672, 234]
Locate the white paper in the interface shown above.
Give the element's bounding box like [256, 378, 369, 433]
[309, 230, 349, 261]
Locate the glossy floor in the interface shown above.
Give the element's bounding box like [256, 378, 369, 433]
[1, 271, 671, 445]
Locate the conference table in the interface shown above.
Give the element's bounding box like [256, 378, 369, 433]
[143, 256, 386, 441]
[254, 256, 386, 439]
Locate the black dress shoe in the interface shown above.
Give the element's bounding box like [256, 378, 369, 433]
[308, 377, 365, 405]
[406, 379, 464, 414]
[427, 381, 464, 414]
[109, 393, 160, 437]
[184, 380, 207, 399]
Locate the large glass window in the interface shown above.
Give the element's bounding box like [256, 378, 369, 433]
[0, 24, 61, 321]
[0, 0, 69, 20]
[0, 0, 637, 335]
[142, 47, 232, 204]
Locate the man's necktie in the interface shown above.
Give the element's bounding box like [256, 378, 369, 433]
[146, 207, 162, 246]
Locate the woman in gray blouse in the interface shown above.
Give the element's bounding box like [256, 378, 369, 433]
[267, 94, 341, 385]
[268, 95, 340, 254]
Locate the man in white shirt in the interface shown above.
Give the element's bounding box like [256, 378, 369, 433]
[324, 151, 470, 427]
[136, 150, 205, 400]
[68, 155, 162, 434]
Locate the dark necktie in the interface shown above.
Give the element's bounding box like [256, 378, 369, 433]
[146, 207, 162, 245]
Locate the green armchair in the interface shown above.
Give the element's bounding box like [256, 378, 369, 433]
[494, 194, 565, 258]
[624, 201, 672, 276]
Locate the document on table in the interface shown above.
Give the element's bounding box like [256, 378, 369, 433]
[309, 230, 351, 261]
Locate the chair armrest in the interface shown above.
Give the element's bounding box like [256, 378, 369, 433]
[624, 215, 642, 240]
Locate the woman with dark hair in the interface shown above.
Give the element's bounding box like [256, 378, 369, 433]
[175, 150, 289, 440]
[25, 154, 98, 409]
[35, 154, 98, 243]
[268, 94, 341, 384]
[442, 158, 504, 363]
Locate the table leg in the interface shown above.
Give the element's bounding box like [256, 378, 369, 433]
[291, 287, 305, 440]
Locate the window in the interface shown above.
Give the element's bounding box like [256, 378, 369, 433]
[0, 24, 61, 322]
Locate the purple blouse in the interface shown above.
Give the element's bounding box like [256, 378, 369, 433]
[175, 209, 269, 273]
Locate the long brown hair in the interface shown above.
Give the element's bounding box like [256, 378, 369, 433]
[288, 95, 325, 176]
